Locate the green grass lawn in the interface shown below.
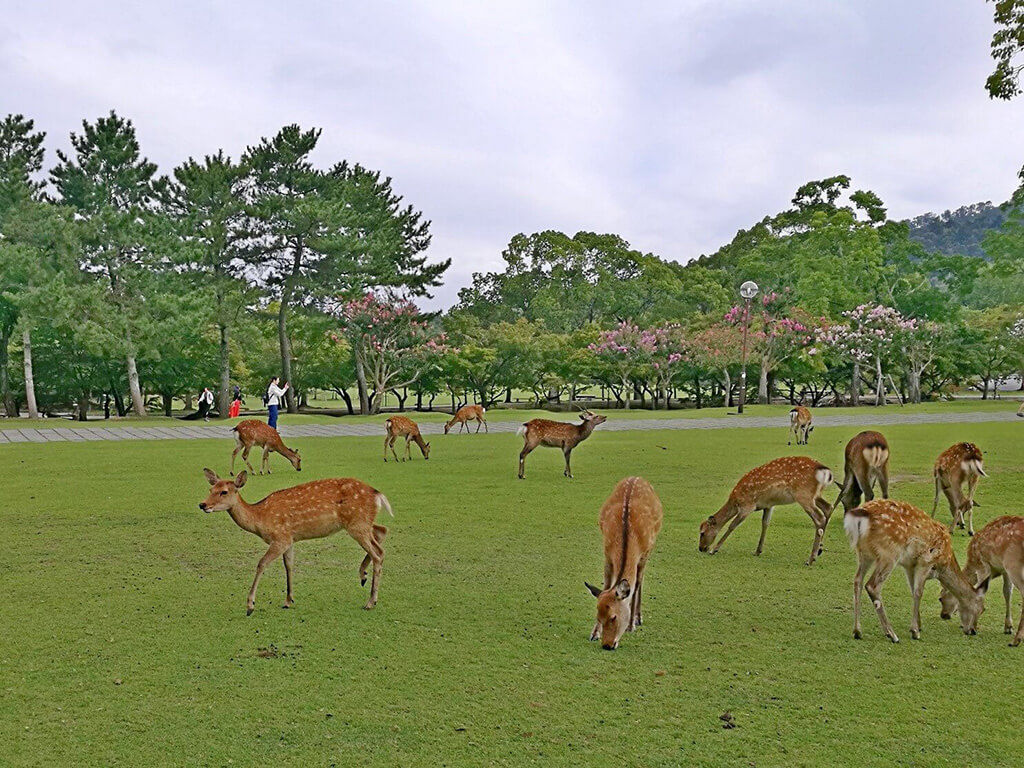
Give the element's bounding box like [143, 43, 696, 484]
[1, 417, 1022, 766]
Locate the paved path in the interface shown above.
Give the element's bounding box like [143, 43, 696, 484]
[0, 410, 1018, 445]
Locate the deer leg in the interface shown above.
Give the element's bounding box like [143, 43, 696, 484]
[1002, 574, 1014, 634]
[262, 447, 273, 475]
[360, 525, 389, 586]
[865, 560, 899, 642]
[709, 509, 752, 554]
[799, 502, 827, 566]
[242, 446, 257, 475]
[877, 466, 890, 499]
[282, 546, 295, 608]
[907, 565, 929, 639]
[1002, 554, 1024, 646]
[383, 435, 390, 462]
[352, 525, 385, 609]
[858, 468, 875, 503]
[853, 555, 871, 639]
[563, 446, 573, 479]
[518, 445, 534, 479]
[231, 443, 242, 475]
[592, 561, 614, 640]
[247, 541, 290, 615]
[755, 507, 773, 556]
[483, 419, 488, 433]
[475, 419, 481, 433]
[631, 559, 647, 631]
[404, 436, 413, 461]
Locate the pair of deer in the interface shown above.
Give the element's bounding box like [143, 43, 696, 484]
[698, 433, 997, 642]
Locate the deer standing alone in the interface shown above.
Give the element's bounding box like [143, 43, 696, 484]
[444, 404, 487, 434]
[231, 420, 301, 476]
[384, 416, 431, 462]
[585, 477, 663, 650]
[833, 431, 890, 514]
[788, 406, 813, 445]
[844, 499, 984, 642]
[940, 515, 1024, 646]
[699, 456, 834, 565]
[198, 469, 392, 612]
[517, 410, 608, 479]
[932, 442, 986, 535]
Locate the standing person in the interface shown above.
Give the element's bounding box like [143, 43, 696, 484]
[266, 377, 289, 430]
[198, 387, 215, 422]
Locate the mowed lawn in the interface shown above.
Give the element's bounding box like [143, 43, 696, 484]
[1, 417, 1022, 766]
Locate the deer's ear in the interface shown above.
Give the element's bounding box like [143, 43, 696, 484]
[706, 515, 716, 524]
[235, 471, 248, 489]
[203, 468, 219, 486]
[975, 577, 991, 595]
[614, 579, 631, 600]
[585, 581, 602, 598]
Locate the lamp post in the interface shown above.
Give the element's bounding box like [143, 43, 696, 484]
[737, 280, 759, 414]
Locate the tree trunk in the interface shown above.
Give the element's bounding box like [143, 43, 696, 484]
[22, 328, 39, 418]
[981, 378, 990, 400]
[355, 353, 370, 415]
[112, 387, 127, 417]
[0, 326, 16, 417]
[622, 378, 631, 409]
[337, 388, 354, 415]
[874, 355, 885, 406]
[694, 375, 702, 409]
[126, 352, 147, 417]
[850, 361, 860, 406]
[162, 393, 173, 417]
[758, 363, 769, 404]
[218, 322, 231, 418]
[906, 369, 922, 404]
[277, 299, 297, 414]
[723, 369, 732, 407]
[76, 392, 90, 421]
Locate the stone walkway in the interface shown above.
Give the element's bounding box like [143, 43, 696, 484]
[0, 410, 1018, 444]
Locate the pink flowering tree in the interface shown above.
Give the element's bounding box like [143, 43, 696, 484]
[648, 323, 688, 409]
[588, 322, 654, 408]
[687, 323, 745, 406]
[334, 293, 449, 414]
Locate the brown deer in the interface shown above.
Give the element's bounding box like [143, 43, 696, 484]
[698, 456, 833, 565]
[940, 515, 1024, 646]
[444, 404, 487, 434]
[833, 431, 890, 514]
[384, 416, 430, 462]
[931, 442, 986, 535]
[788, 406, 813, 445]
[231, 419, 301, 476]
[517, 410, 608, 479]
[198, 469, 392, 612]
[585, 477, 663, 650]
[844, 499, 984, 642]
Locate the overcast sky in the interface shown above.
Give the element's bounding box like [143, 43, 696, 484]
[3, 1, 1023, 308]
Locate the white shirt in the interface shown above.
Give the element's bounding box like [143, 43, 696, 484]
[267, 383, 287, 406]
[199, 390, 214, 405]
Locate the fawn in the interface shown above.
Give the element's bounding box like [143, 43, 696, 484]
[585, 477, 663, 650]
[833, 431, 890, 514]
[932, 442, 986, 535]
[444, 404, 487, 434]
[788, 406, 813, 445]
[384, 416, 431, 462]
[517, 410, 608, 479]
[231, 420, 301, 475]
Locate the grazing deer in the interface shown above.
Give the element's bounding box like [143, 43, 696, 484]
[844, 499, 984, 642]
[384, 416, 431, 462]
[788, 406, 813, 445]
[698, 456, 833, 565]
[198, 469, 393, 612]
[931, 442, 986, 535]
[585, 477, 663, 650]
[940, 515, 1024, 646]
[833, 431, 890, 514]
[444, 404, 487, 434]
[517, 410, 608, 479]
[231, 420, 301, 476]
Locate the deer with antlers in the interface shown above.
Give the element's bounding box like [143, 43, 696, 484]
[517, 410, 608, 479]
[231, 420, 301, 475]
[788, 406, 813, 445]
[833, 431, 890, 514]
[932, 442, 986, 535]
[845, 499, 984, 642]
[585, 477, 663, 650]
[940, 515, 1024, 646]
[384, 416, 431, 462]
[444, 404, 487, 434]
[699, 456, 834, 565]
[198, 469, 392, 612]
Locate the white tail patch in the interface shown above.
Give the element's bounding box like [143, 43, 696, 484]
[376, 493, 394, 517]
[844, 513, 869, 547]
[517, 424, 527, 437]
[973, 459, 986, 477]
[815, 468, 833, 487]
[789, 410, 798, 426]
[862, 446, 887, 468]
[481, 407, 487, 413]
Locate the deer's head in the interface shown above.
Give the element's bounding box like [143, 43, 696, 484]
[423, 442, 431, 459]
[443, 420, 453, 435]
[287, 448, 302, 472]
[199, 468, 247, 512]
[579, 410, 608, 428]
[586, 579, 632, 650]
[939, 578, 987, 633]
[698, 515, 720, 552]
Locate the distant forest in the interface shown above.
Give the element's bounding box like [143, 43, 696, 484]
[906, 202, 1007, 258]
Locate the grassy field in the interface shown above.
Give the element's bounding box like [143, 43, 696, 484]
[1, 414, 1022, 766]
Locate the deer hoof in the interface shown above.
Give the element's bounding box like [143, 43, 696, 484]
[1010, 638, 1021, 647]
[911, 629, 921, 640]
[853, 629, 862, 640]
[246, 606, 254, 616]
[888, 634, 900, 644]
[363, 602, 376, 610]
[1005, 625, 1013, 635]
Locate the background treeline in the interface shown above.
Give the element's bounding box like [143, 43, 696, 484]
[1, 113, 1022, 419]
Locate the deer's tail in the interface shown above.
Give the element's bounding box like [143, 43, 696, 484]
[789, 409, 798, 426]
[843, 508, 870, 548]
[376, 492, 394, 518]
[517, 424, 528, 438]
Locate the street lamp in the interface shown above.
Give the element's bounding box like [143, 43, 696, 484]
[737, 280, 759, 414]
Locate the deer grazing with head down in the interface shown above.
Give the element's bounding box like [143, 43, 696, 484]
[845, 499, 984, 642]
[940, 515, 1024, 646]
[585, 477, 663, 650]
[384, 416, 431, 462]
[517, 409, 608, 479]
[932, 442, 986, 535]
[699, 456, 834, 565]
[444, 404, 487, 434]
[833, 430, 890, 514]
[198, 469, 393, 612]
[231, 420, 301, 475]
[788, 406, 813, 445]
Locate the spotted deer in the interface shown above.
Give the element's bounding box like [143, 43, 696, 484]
[931, 442, 986, 535]
[444, 404, 487, 434]
[585, 476, 663, 650]
[384, 416, 430, 462]
[833, 431, 890, 514]
[698, 456, 834, 565]
[231, 419, 301, 475]
[845, 499, 984, 642]
[517, 410, 608, 479]
[198, 469, 392, 612]
[940, 515, 1024, 646]
[788, 406, 813, 445]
